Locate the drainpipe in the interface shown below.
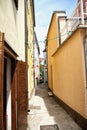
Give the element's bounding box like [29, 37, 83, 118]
[83, 28, 87, 119]
[33, 32, 35, 88]
[25, 0, 28, 63]
[25, 0, 29, 109]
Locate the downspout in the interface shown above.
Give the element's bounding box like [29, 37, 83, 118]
[46, 40, 49, 86]
[83, 28, 87, 119]
[32, 0, 36, 88]
[25, 0, 28, 63]
[33, 32, 35, 88]
[25, 0, 29, 110]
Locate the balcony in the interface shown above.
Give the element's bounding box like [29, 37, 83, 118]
[60, 0, 87, 44]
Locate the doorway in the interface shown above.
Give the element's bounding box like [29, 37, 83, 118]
[4, 56, 12, 130]
[3, 57, 7, 130]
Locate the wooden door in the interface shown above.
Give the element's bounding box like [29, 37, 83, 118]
[0, 32, 4, 130]
[16, 61, 28, 130]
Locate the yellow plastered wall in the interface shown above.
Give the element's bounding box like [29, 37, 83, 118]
[27, 0, 34, 97]
[53, 29, 86, 118]
[47, 14, 59, 90]
[28, 50, 34, 96]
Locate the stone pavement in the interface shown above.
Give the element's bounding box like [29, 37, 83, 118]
[27, 83, 82, 130]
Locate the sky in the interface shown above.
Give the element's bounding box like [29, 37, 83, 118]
[34, 0, 77, 57]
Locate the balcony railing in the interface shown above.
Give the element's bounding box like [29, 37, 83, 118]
[60, 0, 87, 44]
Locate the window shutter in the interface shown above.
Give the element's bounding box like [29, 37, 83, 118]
[16, 61, 28, 130]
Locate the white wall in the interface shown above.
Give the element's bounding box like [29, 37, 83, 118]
[17, 0, 25, 61]
[34, 43, 40, 81]
[0, 0, 25, 61]
[34, 43, 39, 65]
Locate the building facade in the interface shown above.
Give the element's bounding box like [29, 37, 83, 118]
[43, 47, 48, 83]
[26, 0, 35, 99]
[0, 0, 35, 129]
[47, 0, 87, 129]
[34, 31, 40, 86]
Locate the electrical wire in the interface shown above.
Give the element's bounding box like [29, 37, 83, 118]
[37, 30, 73, 43]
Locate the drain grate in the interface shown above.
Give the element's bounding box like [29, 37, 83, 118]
[40, 124, 59, 130]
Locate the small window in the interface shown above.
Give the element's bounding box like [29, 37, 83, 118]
[14, 0, 18, 10]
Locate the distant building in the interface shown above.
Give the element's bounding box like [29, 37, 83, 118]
[43, 47, 48, 83]
[34, 31, 40, 86]
[39, 57, 44, 64]
[39, 57, 44, 83]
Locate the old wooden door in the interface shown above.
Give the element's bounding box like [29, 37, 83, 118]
[16, 61, 28, 130]
[0, 32, 4, 130]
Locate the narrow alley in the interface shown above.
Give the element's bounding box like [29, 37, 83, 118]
[0, 1, 87, 130]
[28, 83, 82, 130]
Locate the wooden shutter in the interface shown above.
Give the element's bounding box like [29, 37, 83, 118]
[0, 32, 4, 130]
[16, 61, 28, 130]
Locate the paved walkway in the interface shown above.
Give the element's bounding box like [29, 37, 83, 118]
[27, 83, 82, 130]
